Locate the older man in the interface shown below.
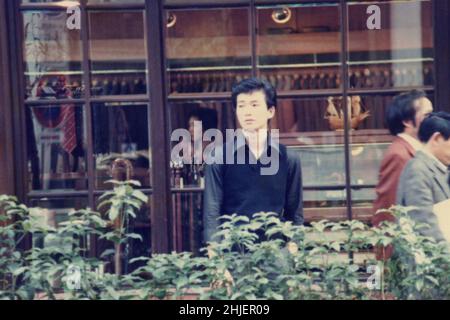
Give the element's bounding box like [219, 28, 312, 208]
[397, 112, 450, 242]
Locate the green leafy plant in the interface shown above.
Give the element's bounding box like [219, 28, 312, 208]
[2, 189, 450, 300]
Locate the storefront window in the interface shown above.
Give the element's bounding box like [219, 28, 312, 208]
[347, 0, 433, 90]
[165, 7, 252, 95]
[26, 104, 87, 191]
[256, 2, 341, 92]
[92, 102, 150, 189]
[11, 0, 440, 254]
[88, 10, 147, 96]
[23, 10, 83, 101]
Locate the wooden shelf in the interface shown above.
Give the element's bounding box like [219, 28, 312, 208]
[281, 129, 392, 146]
[304, 206, 374, 223]
[24, 29, 432, 63]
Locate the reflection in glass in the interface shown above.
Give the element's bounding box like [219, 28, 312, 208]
[29, 197, 88, 249]
[170, 101, 234, 188]
[274, 97, 372, 133]
[29, 197, 88, 227]
[92, 102, 150, 189]
[27, 105, 87, 190]
[95, 196, 151, 273]
[171, 192, 203, 254]
[166, 8, 252, 94]
[89, 11, 147, 96]
[289, 145, 346, 188]
[347, 93, 434, 131]
[256, 3, 341, 91]
[287, 142, 348, 221]
[88, 0, 143, 3]
[23, 11, 83, 100]
[347, 0, 433, 89]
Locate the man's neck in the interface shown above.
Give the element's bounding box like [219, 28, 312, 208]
[243, 128, 268, 160]
[397, 132, 423, 151]
[422, 146, 447, 171]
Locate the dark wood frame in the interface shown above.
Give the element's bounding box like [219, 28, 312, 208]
[0, 0, 448, 253]
[0, 0, 16, 197]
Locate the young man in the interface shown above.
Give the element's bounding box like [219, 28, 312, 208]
[397, 112, 450, 242]
[202, 78, 303, 243]
[373, 90, 433, 220]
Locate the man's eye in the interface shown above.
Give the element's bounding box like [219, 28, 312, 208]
[238, 105, 244, 108]
[252, 104, 258, 107]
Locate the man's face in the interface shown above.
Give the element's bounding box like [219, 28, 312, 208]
[188, 116, 200, 139]
[412, 97, 433, 135]
[235, 90, 275, 131]
[434, 135, 450, 166]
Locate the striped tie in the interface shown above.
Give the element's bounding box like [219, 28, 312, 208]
[60, 104, 77, 154]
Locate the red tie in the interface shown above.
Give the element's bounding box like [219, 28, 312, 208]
[60, 104, 77, 154]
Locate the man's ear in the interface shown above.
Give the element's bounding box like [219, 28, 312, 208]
[402, 120, 414, 129]
[267, 106, 276, 120]
[430, 131, 443, 143]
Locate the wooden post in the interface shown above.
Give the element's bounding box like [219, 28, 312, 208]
[0, 0, 16, 198]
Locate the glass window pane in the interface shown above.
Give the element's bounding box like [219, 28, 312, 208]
[27, 105, 87, 191]
[165, 0, 248, 5]
[29, 197, 88, 249]
[95, 195, 151, 273]
[171, 191, 203, 254]
[170, 98, 349, 224]
[274, 97, 370, 133]
[92, 102, 150, 189]
[348, 92, 434, 220]
[29, 197, 88, 226]
[22, 1, 82, 4]
[256, 3, 341, 92]
[88, 0, 143, 3]
[23, 10, 83, 100]
[285, 137, 348, 222]
[347, 0, 433, 89]
[165, 8, 252, 95]
[169, 101, 232, 188]
[89, 10, 147, 96]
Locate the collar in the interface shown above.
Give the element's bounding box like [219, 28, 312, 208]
[397, 133, 423, 152]
[232, 130, 272, 155]
[419, 148, 448, 174]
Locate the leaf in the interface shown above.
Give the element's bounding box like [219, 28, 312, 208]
[270, 292, 284, 300]
[425, 275, 439, 286]
[100, 249, 116, 258]
[12, 266, 28, 276]
[98, 191, 116, 201]
[126, 180, 142, 187]
[130, 257, 150, 264]
[330, 241, 341, 252]
[104, 179, 121, 186]
[126, 233, 143, 242]
[132, 190, 148, 203]
[125, 207, 137, 219]
[97, 200, 112, 211]
[108, 205, 120, 221]
[106, 286, 120, 300]
[415, 278, 424, 292]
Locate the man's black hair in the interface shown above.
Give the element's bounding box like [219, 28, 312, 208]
[187, 107, 218, 131]
[231, 77, 277, 110]
[418, 111, 450, 143]
[385, 90, 427, 135]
